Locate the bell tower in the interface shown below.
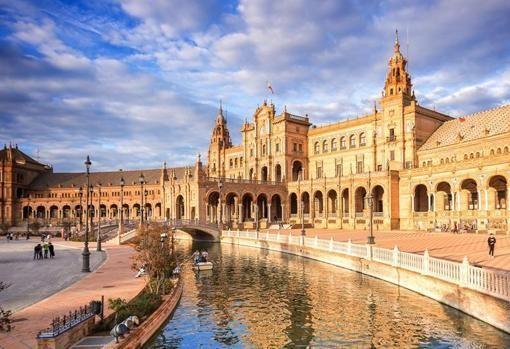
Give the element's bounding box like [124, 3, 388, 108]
[383, 30, 413, 99]
[207, 101, 232, 177]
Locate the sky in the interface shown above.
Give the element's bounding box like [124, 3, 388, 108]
[1, 0, 509, 172]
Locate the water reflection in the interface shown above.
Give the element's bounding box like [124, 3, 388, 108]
[149, 241, 510, 348]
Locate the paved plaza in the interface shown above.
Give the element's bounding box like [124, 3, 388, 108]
[0, 240, 145, 349]
[0, 239, 105, 313]
[269, 229, 510, 271]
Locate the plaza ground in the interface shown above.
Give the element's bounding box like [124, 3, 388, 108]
[265, 228, 510, 271]
[0, 240, 145, 349]
[0, 240, 105, 313]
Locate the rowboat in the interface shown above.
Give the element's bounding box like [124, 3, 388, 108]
[193, 262, 213, 271]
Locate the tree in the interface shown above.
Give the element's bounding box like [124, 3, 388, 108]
[132, 223, 175, 295]
[29, 221, 41, 235]
[0, 223, 9, 236]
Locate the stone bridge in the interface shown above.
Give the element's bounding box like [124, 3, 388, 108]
[171, 219, 221, 241]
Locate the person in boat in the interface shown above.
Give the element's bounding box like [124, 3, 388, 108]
[192, 250, 200, 264]
[201, 250, 209, 263]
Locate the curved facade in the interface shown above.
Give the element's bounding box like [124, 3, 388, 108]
[1, 35, 509, 233]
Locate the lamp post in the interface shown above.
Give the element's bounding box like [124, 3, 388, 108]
[301, 200, 305, 237]
[218, 180, 223, 229]
[160, 232, 168, 248]
[26, 194, 31, 238]
[367, 171, 375, 245]
[82, 155, 92, 273]
[96, 183, 102, 252]
[144, 189, 148, 222]
[78, 186, 83, 231]
[171, 227, 176, 261]
[139, 173, 145, 227]
[118, 176, 125, 244]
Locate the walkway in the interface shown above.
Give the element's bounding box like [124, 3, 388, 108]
[0, 240, 145, 349]
[265, 229, 510, 271]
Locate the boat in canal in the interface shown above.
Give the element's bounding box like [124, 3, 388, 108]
[193, 261, 213, 271]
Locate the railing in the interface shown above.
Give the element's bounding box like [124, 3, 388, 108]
[222, 230, 510, 302]
[37, 302, 98, 338]
[171, 219, 219, 231]
[205, 177, 285, 186]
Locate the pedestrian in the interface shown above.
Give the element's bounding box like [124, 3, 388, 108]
[33, 244, 39, 260]
[43, 243, 49, 259]
[488, 233, 496, 258]
[40, 235, 45, 243]
[46, 234, 52, 243]
[48, 243, 55, 258]
[26, 231, 30, 240]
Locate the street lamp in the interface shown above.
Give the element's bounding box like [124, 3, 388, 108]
[144, 189, 148, 222]
[96, 183, 102, 252]
[26, 193, 32, 238]
[82, 155, 92, 273]
[301, 200, 305, 237]
[218, 181, 223, 229]
[160, 232, 168, 248]
[367, 171, 375, 245]
[139, 173, 145, 227]
[78, 186, 83, 231]
[118, 176, 125, 244]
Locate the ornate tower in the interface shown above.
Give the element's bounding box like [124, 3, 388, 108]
[383, 30, 413, 99]
[207, 102, 232, 177]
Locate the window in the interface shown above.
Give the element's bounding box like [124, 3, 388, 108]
[262, 144, 266, 156]
[390, 150, 395, 161]
[322, 140, 328, 153]
[298, 144, 303, 152]
[316, 166, 323, 179]
[229, 159, 233, 168]
[276, 143, 280, 153]
[293, 143, 298, 152]
[340, 137, 346, 149]
[331, 138, 337, 151]
[314, 142, 320, 154]
[240, 157, 243, 165]
[359, 133, 366, 146]
[349, 135, 356, 148]
[377, 164, 383, 171]
[250, 148, 254, 157]
[235, 158, 238, 167]
[388, 128, 395, 142]
[356, 161, 363, 174]
[335, 163, 342, 177]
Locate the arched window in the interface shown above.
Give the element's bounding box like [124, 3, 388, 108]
[314, 142, 320, 154]
[331, 138, 337, 151]
[322, 140, 328, 153]
[340, 137, 346, 149]
[359, 133, 366, 146]
[349, 135, 356, 148]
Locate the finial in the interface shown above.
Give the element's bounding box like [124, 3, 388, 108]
[373, 100, 377, 113]
[395, 29, 399, 44]
[219, 99, 223, 112]
[163, 161, 167, 169]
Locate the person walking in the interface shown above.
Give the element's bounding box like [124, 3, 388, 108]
[488, 233, 496, 258]
[33, 244, 39, 260]
[43, 243, 49, 259]
[48, 242, 55, 258]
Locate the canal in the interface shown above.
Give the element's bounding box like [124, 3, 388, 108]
[148, 240, 510, 348]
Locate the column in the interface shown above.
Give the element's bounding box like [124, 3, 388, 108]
[485, 189, 489, 211]
[477, 190, 482, 210]
[411, 195, 414, 212]
[281, 203, 285, 222]
[267, 204, 272, 223]
[457, 192, 461, 211]
[238, 203, 243, 223]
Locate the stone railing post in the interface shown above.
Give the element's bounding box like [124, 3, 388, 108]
[347, 239, 352, 255]
[460, 256, 470, 288]
[422, 249, 429, 275]
[329, 237, 334, 252]
[277, 231, 280, 242]
[392, 246, 399, 267]
[289, 232, 292, 245]
[265, 231, 269, 240]
[237, 229, 240, 238]
[314, 235, 318, 248]
[366, 244, 372, 261]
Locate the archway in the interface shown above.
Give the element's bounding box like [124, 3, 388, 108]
[36, 206, 45, 219]
[327, 190, 337, 215]
[341, 188, 349, 216]
[275, 164, 282, 182]
[257, 194, 268, 219]
[176, 195, 185, 220]
[133, 203, 141, 218]
[49, 205, 58, 219]
[372, 185, 384, 213]
[155, 203, 162, 218]
[110, 204, 118, 218]
[355, 187, 367, 213]
[289, 193, 298, 215]
[436, 182, 452, 211]
[414, 185, 429, 212]
[122, 204, 130, 221]
[313, 191, 324, 216]
[271, 194, 282, 221]
[488, 175, 507, 210]
[207, 192, 219, 223]
[301, 192, 310, 214]
[249, 168, 254, 180]
[292, 161, 303, 181]
[62, 205, 71, 219]
[461, 179, 478, 210]
[23, 206, 32, 220]
[99, 204, 107, 218]
[261, 166, 268, 181]
[242, 193, 253, 221]
[225, 193, 238, 227]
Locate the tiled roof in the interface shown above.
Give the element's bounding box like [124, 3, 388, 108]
[0, 146, 46, 166]
[29, 167, 188, 189]
[419, 104, 510, 151]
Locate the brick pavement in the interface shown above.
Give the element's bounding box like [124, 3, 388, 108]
[0, 241, 145, 349]
[265, 228, 510, 271]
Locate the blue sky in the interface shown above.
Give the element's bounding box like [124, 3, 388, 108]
[1, 0, 509, 172]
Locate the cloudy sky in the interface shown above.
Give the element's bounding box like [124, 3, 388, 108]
[1, 0, 509, 172]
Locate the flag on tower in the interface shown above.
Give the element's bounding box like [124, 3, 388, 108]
[267, 81, 274, 94]
[459, 117, 466, 122]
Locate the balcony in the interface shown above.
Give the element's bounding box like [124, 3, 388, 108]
[386, 135, 397, 142]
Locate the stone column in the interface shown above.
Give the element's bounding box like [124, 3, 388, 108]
[205, 203, 209, 223]
[411, 195, 414, 212]
[281, 203, 285, 222]
[238, 203, 243, 223]
[457, 192, 461, 211]
[485, 189, 489, 211]
[267, 204, 272, 223]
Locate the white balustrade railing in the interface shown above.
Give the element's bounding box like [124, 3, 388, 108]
[222, 229, 510, 302]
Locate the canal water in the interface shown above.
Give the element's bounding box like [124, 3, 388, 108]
[148, 240, 510, 348]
